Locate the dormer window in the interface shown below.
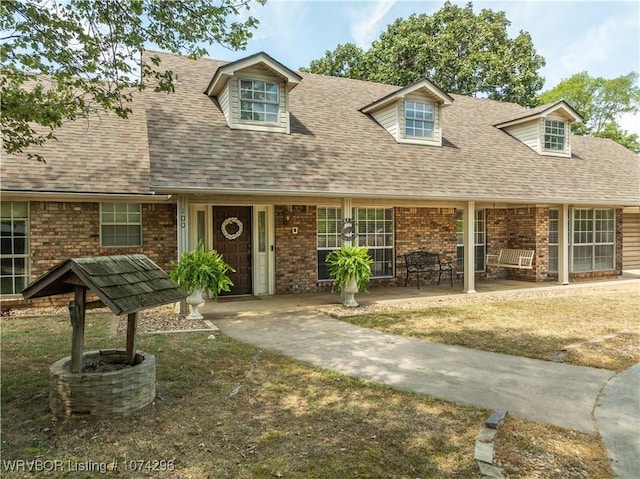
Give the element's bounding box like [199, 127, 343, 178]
[544, 120, 565, 151]
[405, 101, 434, 138]
[494, 101, 582, 158]
[206, 52, 302, 134]
[240, 79, 279, 123]
[360, 79, 453, 147]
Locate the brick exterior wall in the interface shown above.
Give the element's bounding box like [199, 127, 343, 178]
[394, 207, 457, 287]
[274, 205, 317, 294]
[273, 206, 458, 293]
[489, 207, 623, 283]
[4, 202, 624, 308]
[6, 201, 176, 308]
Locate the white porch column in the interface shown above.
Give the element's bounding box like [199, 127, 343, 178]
[558, 204, 570, 285]
[341, 197, 353, 246]
[463, 201, 476, 293]
[176, 194, 190, 314]
[176, 194, 190, 257]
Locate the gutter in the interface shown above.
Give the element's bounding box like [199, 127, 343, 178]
[153, 186, 639, 208]
[0, 190, 174, 203]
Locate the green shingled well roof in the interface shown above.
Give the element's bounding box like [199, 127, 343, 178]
[21, 254, 186, 316]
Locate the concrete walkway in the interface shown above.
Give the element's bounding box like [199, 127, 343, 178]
[204, 279, 640, 478]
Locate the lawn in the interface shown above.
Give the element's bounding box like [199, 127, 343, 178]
[343, 283, 640, 371]
[1, 311, 615, 478]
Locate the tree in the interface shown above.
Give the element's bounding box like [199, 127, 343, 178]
[1, 0, 264, 161]
[538, 72, 640, 153]
[302, 2, 545, 107]
[302, 43, 367, 79]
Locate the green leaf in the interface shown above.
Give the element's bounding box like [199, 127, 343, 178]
[1, 0, 263, 160]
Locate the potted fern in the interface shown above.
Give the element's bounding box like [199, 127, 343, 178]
[170, 243, 234, 319]
[326, 245, 373, 307]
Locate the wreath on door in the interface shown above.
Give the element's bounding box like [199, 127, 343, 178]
[221, 217, 243, 240]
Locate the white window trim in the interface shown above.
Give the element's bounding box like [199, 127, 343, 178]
[405, 100, 435, 139]
[456, 209, 486, 272]
[317, 206, 343, 282]
[356, 207, 395, 279]
[539, 118, 571, 157]
[238, 78, 280, 125]
[400, 99, 441, 146]
[570, 208, 615, 272]
[0, 201, 30, 296]
[543, 119, 566, 151]
[317, 206, 395, 281]
[100, 203, 143, 248]
[548, 208, 559, 273]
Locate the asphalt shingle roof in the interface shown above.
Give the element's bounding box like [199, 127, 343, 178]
[21, 254, 186, 315]
[2, 50, 639, 206]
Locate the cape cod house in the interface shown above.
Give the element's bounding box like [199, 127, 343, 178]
[2, 51, 639, 305]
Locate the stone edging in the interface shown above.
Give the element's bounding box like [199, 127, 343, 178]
[475, 410, 508, 478]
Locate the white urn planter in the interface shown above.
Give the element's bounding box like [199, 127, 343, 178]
[342, 276, 359, 308]
[186, 288, 205, 319]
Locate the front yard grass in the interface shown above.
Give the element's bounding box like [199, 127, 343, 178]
[343, 283, 640, 371]
[1, 312, 615, 478]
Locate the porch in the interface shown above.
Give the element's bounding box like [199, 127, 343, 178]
[201, 273, 639, 320]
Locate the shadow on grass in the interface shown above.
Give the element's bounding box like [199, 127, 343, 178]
[1, 315, 483, 479]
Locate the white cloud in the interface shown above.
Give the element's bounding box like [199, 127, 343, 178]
[349, 0, 398, 48]
[554, 15, 639, 84]
[247, 1, 310, 43]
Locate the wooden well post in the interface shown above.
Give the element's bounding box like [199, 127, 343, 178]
[69, 286, 87, 373]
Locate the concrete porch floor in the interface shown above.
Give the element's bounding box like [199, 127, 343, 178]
[203, 271, 640, 319]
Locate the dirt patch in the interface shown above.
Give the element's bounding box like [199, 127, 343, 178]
[82, 359, 133, 373]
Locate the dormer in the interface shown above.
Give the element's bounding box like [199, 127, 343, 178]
[494, 101, 583, 158]
[361, 79, 454, 146]
[206, 52, 302, 134]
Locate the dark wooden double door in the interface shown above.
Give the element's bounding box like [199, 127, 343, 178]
[212, 206, 252, 295]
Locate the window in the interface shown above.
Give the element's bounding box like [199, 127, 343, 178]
[456, 209, 485, 272]
[405, 101, 434, 138]
[239, 79, 279, 123]
[357, 208, 394, 277]
[1, 202, 29, 295]
[544, 120, 565, 151]
[548, 209, 559, 273]
[317, 207, 343, 281]
[101, 203, 142, 247]
[572, 208, 615, 272]
[317, 207, 394, 280]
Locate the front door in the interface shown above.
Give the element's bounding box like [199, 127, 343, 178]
[213, 206, 252, 295]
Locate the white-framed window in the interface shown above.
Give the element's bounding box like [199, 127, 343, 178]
[405, 101, 434, 138]
[548, 208, 559, 273]
[239, 79, 279, 123]
[317, 207, 394, 280]
[572, 208, 615, 272]
[100, 203, 142, 247]
[357, 207, 394, 277]
[1, 202, 29, 296]
[544, 120, 565, 151]
[456, 209, 485, 272]
[317, 207, 343, 281]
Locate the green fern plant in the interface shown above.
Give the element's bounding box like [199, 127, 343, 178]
[170, 243, 234, 299]
[326, 245, 373, 293]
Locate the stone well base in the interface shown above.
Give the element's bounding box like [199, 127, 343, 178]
[49, 349, 155, 418]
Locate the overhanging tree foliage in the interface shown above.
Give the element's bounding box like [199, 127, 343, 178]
[302, 1, 545, 107]
[537, 72, 640, 153]
[1, 0, 264, 161]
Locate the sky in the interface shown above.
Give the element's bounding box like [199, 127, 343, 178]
[199, 0, 640, 135]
